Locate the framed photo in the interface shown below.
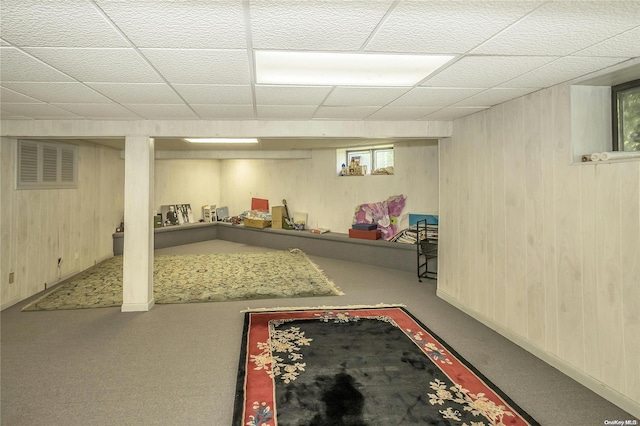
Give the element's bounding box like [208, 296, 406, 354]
[175, 204, 195, 224]
[160, 205, 179, 227]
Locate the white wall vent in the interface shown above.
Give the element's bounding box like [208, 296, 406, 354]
[16, 140, 78, 189]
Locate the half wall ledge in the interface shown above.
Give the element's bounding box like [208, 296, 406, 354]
[112, 222, 416, 273]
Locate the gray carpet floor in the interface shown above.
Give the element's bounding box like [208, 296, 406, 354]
[1, 240, 635, 425]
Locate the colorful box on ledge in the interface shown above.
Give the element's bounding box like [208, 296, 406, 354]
[349, 229, 382, 240]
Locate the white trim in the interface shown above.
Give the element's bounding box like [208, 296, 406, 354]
[121, 298, 155, 312]
[437, 289, 640, 419]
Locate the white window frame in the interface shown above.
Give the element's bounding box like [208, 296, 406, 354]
[16, 140, 78, 189]
[337, 145, 394, 176]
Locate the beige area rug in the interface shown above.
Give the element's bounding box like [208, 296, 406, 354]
[22, 250, 343, 311]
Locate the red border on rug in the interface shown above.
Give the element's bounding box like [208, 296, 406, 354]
[235, 307, 537, 426]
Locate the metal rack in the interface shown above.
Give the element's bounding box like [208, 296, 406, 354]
[417, 218, 438, 281]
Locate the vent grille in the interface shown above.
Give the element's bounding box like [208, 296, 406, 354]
[42, 145, 58, 182]
[19, 143, 38, 183]
[61, 148, 75, 182]
[17, 141, 78, 189]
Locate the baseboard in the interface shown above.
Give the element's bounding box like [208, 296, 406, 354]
[437, 289, 640, 419]
[95, 253, 113, 264]
[121, 298, 155, 312]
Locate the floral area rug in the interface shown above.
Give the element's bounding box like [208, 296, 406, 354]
[22, 250, 342, 311]
[233, 306, 539, 426]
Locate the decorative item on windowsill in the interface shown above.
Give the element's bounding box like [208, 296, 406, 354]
[372, 166, 394, 175]
[340, 162, 366, 176]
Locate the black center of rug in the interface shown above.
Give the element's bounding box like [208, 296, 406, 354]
[273, 319, 473, 425]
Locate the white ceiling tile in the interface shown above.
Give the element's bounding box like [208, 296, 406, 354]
[366, 107, 440, 120]
[1, 87, 41, 103]
[250, 0, 392, 50]
[1, 82, 112, 103]
[575, 26, 640, 57]
[421, 56, 557, 88]
[255, 86, 332, 105]
[390, 87, 484, 107]
[122, 104, 198, 120]
[1, 103, 81, 119]
[24, 48, 162, 83]
[97, 1, 247, 49]
[51, 103, 141, 119]
[473, 1, 640, 56]
[0, 1, 637, 123]
[313, 106, 380, 120]
[173, 84, 253, 104]
[500, 57, 630, 88]
[257, 105, 317, 120]
[0, 0, 129, 48]
[87, 83, 184, 104]
[323, 87, 409, 107]
[191, 105, 255, 119]
[421, 107, 488, 120]
[366, 1, 543, 53]
[453, 88, 539, 107]
[0, 48, 74, 82]
[142, 49, 250, 84]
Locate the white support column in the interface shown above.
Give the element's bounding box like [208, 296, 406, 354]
[121, 136, 155, 312]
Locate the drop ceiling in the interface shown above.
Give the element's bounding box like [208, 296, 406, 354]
[1, 0, 638, 131]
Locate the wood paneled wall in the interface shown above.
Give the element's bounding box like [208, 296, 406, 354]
[439, 84, 640, 414]
[0, 139, 125, 309]
[220, 140, 439, 233]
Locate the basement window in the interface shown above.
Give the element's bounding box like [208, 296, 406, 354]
[16, 140, 78, 189]
[337, 145, 394, 176]
[612, 79, 640, 152]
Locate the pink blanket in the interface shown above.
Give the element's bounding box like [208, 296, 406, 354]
[353, 194, 406, 240]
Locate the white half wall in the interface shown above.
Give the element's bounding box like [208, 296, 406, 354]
[439, 84, 640, 416]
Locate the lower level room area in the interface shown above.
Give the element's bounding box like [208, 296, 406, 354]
[0, 240, 634, 425]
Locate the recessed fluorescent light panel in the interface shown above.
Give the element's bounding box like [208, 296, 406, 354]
[183, 138, 259, 144]
[255, 51, 455, 86]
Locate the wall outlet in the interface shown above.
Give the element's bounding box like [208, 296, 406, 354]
[75, 252, 79, 260]
[9, 272, 14, 284]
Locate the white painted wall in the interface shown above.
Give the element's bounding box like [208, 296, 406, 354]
[154, 158, 222, 220]
[439, 84, 640, 416]
[1, 139, 438, 308]
[0, 138, 125, 309]
[219, 140, 439, 233]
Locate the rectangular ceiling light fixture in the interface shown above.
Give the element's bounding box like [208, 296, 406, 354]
[255, 51, 455, 86]
[183, 138, 259, 144]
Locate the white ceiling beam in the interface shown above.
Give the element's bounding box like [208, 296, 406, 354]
[0, 119, 453, 139]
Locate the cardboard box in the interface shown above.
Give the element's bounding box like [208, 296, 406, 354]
[349, 229, 382, 240]
[243, 218, 272, 229]
[272, 206, 286, 229]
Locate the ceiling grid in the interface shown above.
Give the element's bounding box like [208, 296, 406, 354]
[0, 0, 637, 139]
